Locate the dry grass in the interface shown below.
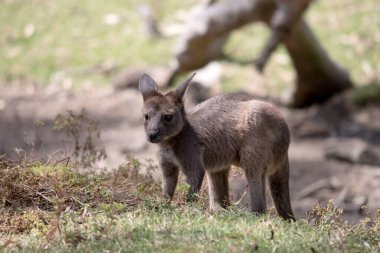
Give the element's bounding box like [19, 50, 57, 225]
[0, 156, 160, 235]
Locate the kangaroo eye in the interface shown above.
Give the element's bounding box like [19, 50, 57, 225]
[144, 114, 149, 121]
[163, 115, 173, 122]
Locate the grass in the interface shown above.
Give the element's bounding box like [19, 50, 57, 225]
[1, 0, 379, 94]
[350, 81, 380, 105]
[1, 158, 380, 252]
[1, 103, 380, 250]
[1, 2, 380, 250]
[0, 0, 196, 87]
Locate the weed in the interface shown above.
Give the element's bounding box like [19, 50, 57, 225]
[306, 200, 344, 227]
[53, 109, 107, 169]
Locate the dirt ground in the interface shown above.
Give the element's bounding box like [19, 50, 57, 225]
[1, 83, 380, 223]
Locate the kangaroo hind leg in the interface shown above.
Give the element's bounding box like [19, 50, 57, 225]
[240, 153, 267, 214]
[269, 157, 295, 221]
[207, 168, 230, 213]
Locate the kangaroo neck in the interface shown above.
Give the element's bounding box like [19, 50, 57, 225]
[160, 117, 198, 149]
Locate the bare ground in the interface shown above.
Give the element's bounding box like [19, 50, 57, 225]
[1, 83, 379, 222]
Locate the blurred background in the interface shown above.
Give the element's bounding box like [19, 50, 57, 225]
[0, 0, 380, 221]
[1, 0, 379, 91]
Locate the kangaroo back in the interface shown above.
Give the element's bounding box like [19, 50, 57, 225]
[189, 95, 290, 175]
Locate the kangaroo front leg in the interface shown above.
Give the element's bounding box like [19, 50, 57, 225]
[161, 161, 179, 200]
[186, 168, 205, 202]
[182, 161, 205, 202]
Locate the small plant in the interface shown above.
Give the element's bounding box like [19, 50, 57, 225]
[53, 109, 107, 168]
[306, 200, 344, 227]
[99, 202, 126, 214]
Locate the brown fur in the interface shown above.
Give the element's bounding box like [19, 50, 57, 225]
[139, 73, 295, 220]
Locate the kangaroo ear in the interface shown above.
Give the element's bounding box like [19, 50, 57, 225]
[139, 73, 159, 101]
[173, 73, 196, 101]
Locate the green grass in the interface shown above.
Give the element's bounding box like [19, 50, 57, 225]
[350, 81, 380, 105]
[9, 205, 379, 253]
[0, 0, 196, 86]
[3, 198, 380, 252]
[1, 0, 379, 93]
[1, 160, 380, 252]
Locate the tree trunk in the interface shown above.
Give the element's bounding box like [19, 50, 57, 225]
[283, 20, 352, 107]
[168, 0, 352, 107]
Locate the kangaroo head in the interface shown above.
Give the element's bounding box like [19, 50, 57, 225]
[139, 73, 195, 143]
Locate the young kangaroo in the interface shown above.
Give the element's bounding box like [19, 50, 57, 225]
[139, 73, 295, 220]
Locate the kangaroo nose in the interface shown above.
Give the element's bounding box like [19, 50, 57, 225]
[148, 131, 159, 142]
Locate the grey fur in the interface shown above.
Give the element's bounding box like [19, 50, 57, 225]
[139, 73, 159, 101]
[139, 73, 295, 220]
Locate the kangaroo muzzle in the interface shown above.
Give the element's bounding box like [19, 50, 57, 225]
[148, 130, 160, 143]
